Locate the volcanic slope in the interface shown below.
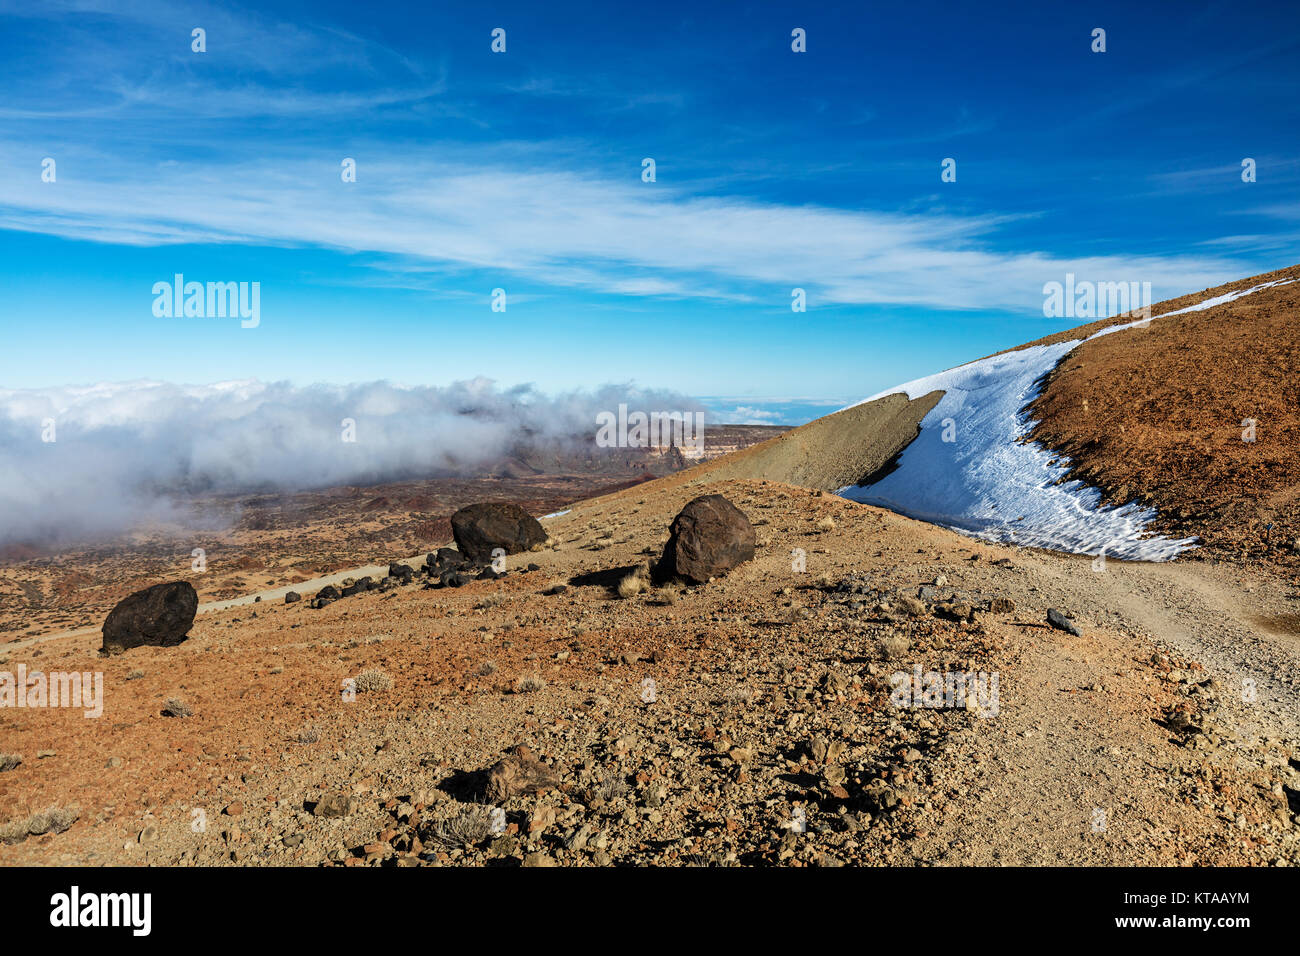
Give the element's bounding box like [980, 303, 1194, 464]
[1027, 263, 1300, 575]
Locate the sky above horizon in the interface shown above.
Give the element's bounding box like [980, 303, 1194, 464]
[2, 0, 1299, 423]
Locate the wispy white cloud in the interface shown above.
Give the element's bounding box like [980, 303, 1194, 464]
[0, 0, 444, 121]
[0, 144, 1251, 313]
[1249, 201, 1300, 220]
[0, 0, 1271, 315]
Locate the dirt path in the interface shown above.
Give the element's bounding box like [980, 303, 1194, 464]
[899, 549, 1300, 865]
[1020, 552, 1300, 743]
[913, 621, 1181, 865]
[5, 507, 596, 659]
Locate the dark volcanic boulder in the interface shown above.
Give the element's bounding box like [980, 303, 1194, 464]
[656, 494, 755, 584]
[340, 576, 373, 597]
[310, 584, 341, 609]
[101, 581, 198, 655]
[450, 502, 546, 562]
[435, 547, 466, 567]
[425, 548, 467, 575]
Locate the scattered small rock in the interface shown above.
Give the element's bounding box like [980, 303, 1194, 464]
[312, 793, 354, 818]
[1046, 608, 1082, 635]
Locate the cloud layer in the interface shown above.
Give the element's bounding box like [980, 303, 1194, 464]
[0, 378, 702, 545]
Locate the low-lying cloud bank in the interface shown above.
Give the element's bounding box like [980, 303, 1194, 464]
[0, 378, 703, 546]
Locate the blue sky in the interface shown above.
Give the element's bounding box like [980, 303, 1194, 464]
[1, 0, 1298, 423]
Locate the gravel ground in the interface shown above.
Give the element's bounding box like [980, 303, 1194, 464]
[2, 477, 1297, 867]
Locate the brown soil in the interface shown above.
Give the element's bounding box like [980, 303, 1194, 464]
[1027, 263, 1300, 574]
[2, 476, 1297, 867]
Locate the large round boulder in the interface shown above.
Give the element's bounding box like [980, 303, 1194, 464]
[101, 581, 198, 655]
[450, 502, 546, 563]
[657, 494, 755, 584]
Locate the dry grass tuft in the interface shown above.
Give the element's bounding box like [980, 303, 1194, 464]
[652, 587, 679, 606]
[1, 806, 78, 845]
[617, 573, 647, 599]
[515, 674, 546, 694]
[879, 634, 911, 660]
[354, 669, 393, 694]
[596, 774, 630, 802]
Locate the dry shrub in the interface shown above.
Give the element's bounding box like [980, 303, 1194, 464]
[879, 634, 911, 660]
[515, 674, 545, 694]
[425, 806, 494, 848]
[723, 685, 755, 706]
[653, 588, 679, 606]
[617, 573, 647, 599]
[0, 806, 78, 845]
[354, 669, 392, 693]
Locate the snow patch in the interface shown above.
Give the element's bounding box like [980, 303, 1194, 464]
[838, 280, 1293, 561]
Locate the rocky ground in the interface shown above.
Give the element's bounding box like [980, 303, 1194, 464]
[0, 428, 793, 642]
[3, 476, 1298, 867]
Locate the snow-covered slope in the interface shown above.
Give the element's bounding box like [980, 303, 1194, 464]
[838, 280, 1293, 561]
